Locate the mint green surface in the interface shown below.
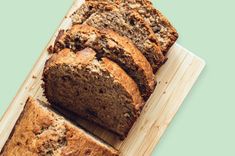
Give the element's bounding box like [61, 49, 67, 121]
[0, 0, 234, 155]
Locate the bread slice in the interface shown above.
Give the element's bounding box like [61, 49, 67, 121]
[0, 97, 118, 156]
[43, 48, 144, 138]
[86, 0, 178, 55]
[53, 24, 155, 100]
[117, 0, 179, 54]
[71, 1, 166, 72]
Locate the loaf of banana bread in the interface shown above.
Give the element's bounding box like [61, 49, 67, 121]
[0, 97, 118, 156]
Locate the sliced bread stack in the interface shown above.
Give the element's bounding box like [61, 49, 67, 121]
[43, 48, 144, 137]
[44, 0, 178, 139]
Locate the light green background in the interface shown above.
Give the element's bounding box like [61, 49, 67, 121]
[0, 0, 234, 155]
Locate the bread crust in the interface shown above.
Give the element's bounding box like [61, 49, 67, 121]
[101, 57, 143, 110]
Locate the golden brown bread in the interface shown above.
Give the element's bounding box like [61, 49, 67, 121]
[0, 97, 119, 156]
[43, 48, 144, 138]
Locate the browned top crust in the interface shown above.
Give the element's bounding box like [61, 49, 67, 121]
[102, 57, 143, 110]
[102, 28, 155, 87]
[103, 29, 155, 94]
[45, 48, 96, 70]
[0, 97, 119, 156]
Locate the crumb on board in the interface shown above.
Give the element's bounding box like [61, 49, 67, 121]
[47, 45, 54, 54]
[165, 81, 168, 84]
[32, 75, 37, 79]
[163, 91, 166, 94]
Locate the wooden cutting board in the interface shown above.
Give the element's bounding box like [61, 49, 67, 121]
[0, 0, 205, 155]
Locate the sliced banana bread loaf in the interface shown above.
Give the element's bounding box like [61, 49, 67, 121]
[0, 97, 118, 156]
[43, 48, 144, 138]
[71, 1, 166, 72]
[53, 24, 155, 100]
[86, 0, 178, 54]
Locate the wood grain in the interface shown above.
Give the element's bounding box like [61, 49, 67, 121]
[0, 0, 205, 155]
